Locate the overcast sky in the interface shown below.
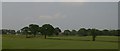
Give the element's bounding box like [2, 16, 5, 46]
[1, 0, 120, 2]
[0, 2, 1, 29]
[2, 2, 118, 31]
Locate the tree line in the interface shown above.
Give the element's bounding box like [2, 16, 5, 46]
[1, 24, 120, 41]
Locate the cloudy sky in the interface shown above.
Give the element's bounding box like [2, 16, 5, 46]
[0, 2, 1, 29]
[1, 0, 120, 2]
[2, 2, 118, 31]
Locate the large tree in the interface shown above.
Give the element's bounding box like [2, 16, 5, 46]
[86, 29, 92, 36]
[41, 24, 55, 39]
[63, 30, 71, 36]
[71, 30, 77, 36]
[91, 29, 99, 41]
[78, 28, 87, 36]
[102, 29, 110, 36]
[2, 29, 16, 34]
[21, 26, 30, 38]
[29, 24, 39, 37]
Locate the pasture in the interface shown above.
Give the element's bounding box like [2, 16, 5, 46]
[2, 35, 119, 49]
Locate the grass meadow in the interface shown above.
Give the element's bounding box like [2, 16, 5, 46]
[0, 35, 2, 50]
[2, 34, 119, 49]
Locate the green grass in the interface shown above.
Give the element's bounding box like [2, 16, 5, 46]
[0, 35, 2, 50]
[2, 35, 119, 49]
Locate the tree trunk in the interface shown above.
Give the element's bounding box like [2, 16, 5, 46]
[92, 35, 96, 41]
[45, 34, 46, 39]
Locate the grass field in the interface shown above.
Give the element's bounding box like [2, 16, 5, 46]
[0, 35, 2, 50]
[2, 35, 119, 49]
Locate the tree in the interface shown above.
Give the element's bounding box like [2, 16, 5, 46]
[91, 29, 98, 41]
[78, 28, 87, 36]
[54, 27, 61, 36]
[41, 24, 55, 39]
[117, 29, 120, 36]
[38, 27, 42, 35]
[102, 29, 110, 36]
[110, 30, 119, 36]
[1, 29, 16, 34]
[17, 30, 21, 34]
[8, 30, 16, 34]
[71, 30, 77, 36]
[21, 26, 30, 38]
[29, 24, 39, 37]
[0, 30, 1, 34]
[63, 30, 71, 36]
[2, 29, 8, 34]
[86, 29, 92, 36]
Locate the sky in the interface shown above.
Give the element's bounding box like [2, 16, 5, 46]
[0, 2, 1, 30]
[2, 2, 118, 31]
[1, 0, 120, 2]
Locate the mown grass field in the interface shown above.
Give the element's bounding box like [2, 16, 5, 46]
[2, 34, 119, 49]
[0, 35, 2, 50]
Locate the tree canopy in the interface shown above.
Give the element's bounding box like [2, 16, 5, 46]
[2, 23, 119, 40]
[41, 24, 55, 39]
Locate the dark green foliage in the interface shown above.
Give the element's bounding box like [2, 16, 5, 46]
[29, 24, 39, 37]
[9, 30, 16, 34]
[63, 30, 71, 36]
[21, 26, 30, 38]
[38, 27, 42, 35]
[116, 29, 120, 36]
[16, 30, 21, 34]
[86, 29, 92, 36]
[21, 24, 40, 38]
[78, 28, 87, 36]
[90, 29, 101, 41]
[54, 27, 61, 36]
[2, 23, 119, 40]
[2, 29, 7, 34]
[1, 29, 16, 34]
[0, 30, 1, 34]
[102, 29, 110, 36]
[109, 30, 119, 36]
[41, 24, 55, 39]
[71, 30, 77, 36]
